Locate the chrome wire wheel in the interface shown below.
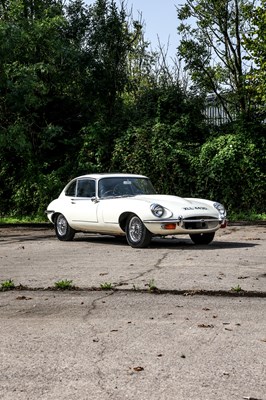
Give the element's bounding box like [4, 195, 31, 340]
[57, 214, 68, 236]
[128, 216, 143, 243]
[55, 213, 75, 241]
[126, 214, 152, 248]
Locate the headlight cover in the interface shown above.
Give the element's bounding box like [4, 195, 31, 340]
[214, 202, 226, 218]
[150, 203, 164, 217]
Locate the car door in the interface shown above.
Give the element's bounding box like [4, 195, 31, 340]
[66, 178, 99, 229]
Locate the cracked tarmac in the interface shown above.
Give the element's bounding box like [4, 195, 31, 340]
[0, 224, 265, 399]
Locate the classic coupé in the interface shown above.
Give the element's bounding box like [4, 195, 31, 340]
[46, 173, 227, 248]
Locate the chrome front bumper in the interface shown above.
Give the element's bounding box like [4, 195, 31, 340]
[143, 216, 226, 232]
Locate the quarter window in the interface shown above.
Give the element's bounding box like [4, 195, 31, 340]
[77, 179, 96, 198]
[65, 181, 76, 196]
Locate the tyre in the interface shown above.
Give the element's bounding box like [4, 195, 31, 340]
[55, 213, 75, 241]
[126, 214, 152, 248]
[189, 232, 215, 245]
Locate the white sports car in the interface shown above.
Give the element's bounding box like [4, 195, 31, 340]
[46, 173, 227, 248]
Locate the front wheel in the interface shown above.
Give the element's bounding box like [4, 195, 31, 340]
[55, 213, 75, 241]
[189, 232, 215, 245]
[126, 214, 152, 248]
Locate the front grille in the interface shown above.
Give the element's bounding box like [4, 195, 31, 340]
[182, 216, 219, 230]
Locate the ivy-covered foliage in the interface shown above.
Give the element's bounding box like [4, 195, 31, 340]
[195, 132, 266, 213]
[0, 0, 265, 218]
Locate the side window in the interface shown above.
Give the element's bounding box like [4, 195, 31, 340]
[77, 179, 96, 198]
[65, 181, 77, 196]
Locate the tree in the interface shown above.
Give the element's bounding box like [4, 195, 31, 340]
[77, 0, 153, 172]
[243, 0, 266, 118]
[176, 0, 255, 122]
[0, 0, 88, 215]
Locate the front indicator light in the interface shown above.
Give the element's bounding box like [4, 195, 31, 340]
[162, 223, 176, 230]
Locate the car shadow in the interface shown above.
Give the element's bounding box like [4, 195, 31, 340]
[75, 235, 258, 250]
[150, 238, 258, 250]
[0, 228, 259, 250]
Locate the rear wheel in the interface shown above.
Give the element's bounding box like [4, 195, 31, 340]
[189, 232, 215, 245]
[55, 213, 75, 241]
[126, 214, 152, 248]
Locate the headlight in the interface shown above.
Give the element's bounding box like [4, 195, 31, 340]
[150, 203, 164, 217]
[214, 202, 226, 218]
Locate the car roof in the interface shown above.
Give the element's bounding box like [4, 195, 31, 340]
[73, 173, 148, 180]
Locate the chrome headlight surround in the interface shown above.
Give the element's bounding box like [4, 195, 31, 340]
[214, 202, 226, 219]
[150, 203, 164, 217]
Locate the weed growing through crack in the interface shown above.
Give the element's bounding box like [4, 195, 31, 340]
[100, 282, 113, 290]
[148, 279, 158, 292]
[1, 279, 15, 291]
[55, 279, 74, 290]
[231, 284, 242, 292]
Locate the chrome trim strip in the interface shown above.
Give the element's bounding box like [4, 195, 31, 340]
[144, 218, 220, 224]
[143, 219, 181, 224]
[182, 218, 219, 223]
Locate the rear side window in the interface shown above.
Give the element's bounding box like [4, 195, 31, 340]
[65, 181, 76, 196]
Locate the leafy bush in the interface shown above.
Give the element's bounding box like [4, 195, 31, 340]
[195, 133, 266, 213]
[111, 122, 198, 196]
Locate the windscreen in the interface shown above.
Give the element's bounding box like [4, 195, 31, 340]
[98, 177, 156, 198]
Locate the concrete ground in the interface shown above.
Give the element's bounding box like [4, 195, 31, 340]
[0, 224, 265, 400]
